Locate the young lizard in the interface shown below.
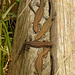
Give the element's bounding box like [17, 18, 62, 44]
[35, 13, 53, 40]
[15, 41, 53, 63]
[33, 0, 44, 33]
[24, 41, 53, 48]
[35, 0, 55, 40]
[35, 48, 50, 75]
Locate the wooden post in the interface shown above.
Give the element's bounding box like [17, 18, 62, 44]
[51, 0, 75, 75]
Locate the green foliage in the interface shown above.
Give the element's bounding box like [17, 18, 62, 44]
[15, 0, 20, 3]
[0, 0, 19, 75]
[0, 20, 2, 75]
[2, 2, 17, 19]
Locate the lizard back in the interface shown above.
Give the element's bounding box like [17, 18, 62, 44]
[33, 0, 44, 33]
[35, 48, 50, 75]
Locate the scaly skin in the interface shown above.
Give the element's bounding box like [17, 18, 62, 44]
[25, 41, 53, 48]
[35, 0, 54, 40]
[35, 48, 50, 75]
[33, 0, 44, 33]
[35, 14, 53, 40]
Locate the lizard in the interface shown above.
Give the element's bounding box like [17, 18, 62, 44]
[35, 47, 50, 75]
[24, 41, 53, 48]
[35, 0, 54, 40]
[35, 1, 55, 75]
[35, 12, 53, 40]
[33, 0, 44, 33]
[15, 41, 53, 63]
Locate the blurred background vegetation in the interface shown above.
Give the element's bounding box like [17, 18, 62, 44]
[0, 0, 19, 75]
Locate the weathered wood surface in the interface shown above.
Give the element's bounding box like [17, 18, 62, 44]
[51, 0, 75, 75]
[8, 0, 75, 75]
[8, 0, 30, 75]
[8, 0, 51, 75]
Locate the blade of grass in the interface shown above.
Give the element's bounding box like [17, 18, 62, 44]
[0, 8, 2, 18]
[0, 21, 2, 75]
[6, 19, 9, 30]
[0, 48, 8, 53]
[1, 28, 9, 54]
[1, 23, 9, 75]
[2, 2, 17, 19]
[1, 39, 7, 75]
[1, 19, 11, 53]
[8, 12, 17, 17]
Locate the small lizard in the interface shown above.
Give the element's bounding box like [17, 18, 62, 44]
[35, 0, 55, 40]
[35, 13, 53, 40]
[15, 41, 53, 63]
[35, 48, 50, 75]
[33, 0, 44, 33]
[24, 41, 53, 48]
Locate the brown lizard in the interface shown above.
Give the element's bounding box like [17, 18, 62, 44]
[35, 0, 54, 40]
[35, 48, 50, 75]
[33, 0, 44, 33]
[35, 13, 53, 40]
[24, 41, 53, 48]
[15, 41, 53, 63]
